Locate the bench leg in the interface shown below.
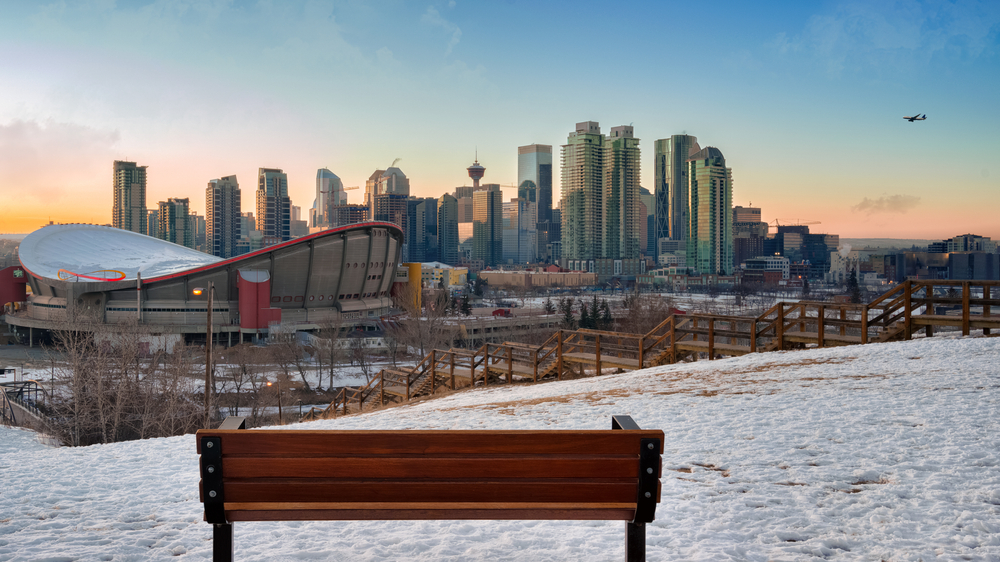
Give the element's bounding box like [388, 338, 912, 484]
[625, 521, 645, 562]
[214, 523, 234, 562]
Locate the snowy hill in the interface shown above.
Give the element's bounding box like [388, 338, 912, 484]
[2, 335, 999, 561]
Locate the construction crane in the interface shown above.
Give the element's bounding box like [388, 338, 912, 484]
[343, 186, 359, 191]
[771, 219, 821, 228]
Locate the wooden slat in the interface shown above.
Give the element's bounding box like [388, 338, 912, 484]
[223, 456, 644, 479]
[674, 341, 750, 355]
[560, 352, 641, 369]
[221, 480, 639, 503]
[225, 503, 638, 521]
[197, 430, 666, 456]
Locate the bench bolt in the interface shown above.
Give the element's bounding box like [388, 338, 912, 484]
[647, 443, 654, 450]
[644, 492, 651, 498]
[206, 441, 214, 448]
[209, 490, 217, 498]
[207, 465, 215, 474]
[646, 468, 653, 474]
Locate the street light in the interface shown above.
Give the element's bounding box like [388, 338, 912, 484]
[266, 379, 283, 425]
[193, 281, 214, 429]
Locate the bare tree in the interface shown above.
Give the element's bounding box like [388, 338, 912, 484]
[47, 315, 202, 446]
[393, 289, 459, 358]
[314, 318, 344, 390]
[349, 333, 375, 384]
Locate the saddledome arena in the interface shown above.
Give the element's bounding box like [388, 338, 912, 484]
[7, 222, 403, 346]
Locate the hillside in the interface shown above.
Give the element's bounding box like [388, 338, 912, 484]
[2, 335, 998, 561]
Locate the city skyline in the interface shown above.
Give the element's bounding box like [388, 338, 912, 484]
[0, 1, 997, 238]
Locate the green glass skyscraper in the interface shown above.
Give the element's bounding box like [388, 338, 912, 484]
[686, 147, 733, 275]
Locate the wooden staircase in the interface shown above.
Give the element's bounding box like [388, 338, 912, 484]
[303, 280, 1000, 421]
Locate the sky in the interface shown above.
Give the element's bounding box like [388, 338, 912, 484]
[0, 0, 998, 239]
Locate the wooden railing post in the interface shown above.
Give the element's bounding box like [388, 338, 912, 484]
[777, 303, 785, 350]
[380, 371, 385, 406]
[984, 285, 992, 336]
[707, 318, 715, 360]
[638, 336, 644, 368]
[484, 345, 490, 386]
[430, 350, 436, 395]
[595, 333, 602, 376]
[669, 316, 676, 362]
[749, 319, 757, 353]
[861, 304, 869, 344]
[450, 352, 456, 390]
[962, 281, 971, 336]
[557, 331, 564, 381]
[533, 349, 539, 382]
[507, 346, 513, 384]
[904, 280, 912, 340]
[817, 305, 825, 348]
[840, 308, 846, 336]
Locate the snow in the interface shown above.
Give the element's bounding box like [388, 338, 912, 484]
[2, 335, 999, 560]
[18, 224, 221, 281]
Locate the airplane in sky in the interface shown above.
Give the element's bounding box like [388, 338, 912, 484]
[904, 114, 927, 122]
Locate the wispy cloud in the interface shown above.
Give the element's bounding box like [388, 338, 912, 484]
[852, 194, 921, 214]
[421, 6, 462, 56]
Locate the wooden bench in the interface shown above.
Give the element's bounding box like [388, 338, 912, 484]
[196, 415, 663, 561]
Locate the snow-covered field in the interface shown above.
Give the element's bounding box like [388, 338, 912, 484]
[2, 335, 998, 561]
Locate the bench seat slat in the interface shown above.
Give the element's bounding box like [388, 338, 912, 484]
[224, 502, 638, 521]
[198, 430, 665, 456]
[222, 456, 648, 479]
[221, 480, 641, 504]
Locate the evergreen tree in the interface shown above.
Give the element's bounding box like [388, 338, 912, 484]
[590, 295, 600, 328]
[600, 299, 613, 330]
[580, 306, 592, 329]
[460, 294, 472, 316]
[802, 276, 811, 297]
[543, 297, 556, 315]
[848, 267, 861, 303]
[559, 298, 576, 329]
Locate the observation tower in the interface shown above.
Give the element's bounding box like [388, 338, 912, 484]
[467, 154, 485, 190]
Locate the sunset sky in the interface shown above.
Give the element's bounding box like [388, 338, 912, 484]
[1, 0, 998, 239]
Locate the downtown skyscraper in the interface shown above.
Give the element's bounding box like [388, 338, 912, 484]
[157, 197, 193, 249]
[313, 168, 346, 228]
[653, 134, 700, 260]
[112, 160, 148, 235]
[687, 147, 733, 275]
[560, 122, 641, 267]
[207, 175, 241, 258]
[437, 193, 459, 265]
[517, 144, 552, 224]
[603, 126, 641, 260]
[473, 185, 502, 267]
[256, 168, 291, 242]
[560, 122, 604, 263]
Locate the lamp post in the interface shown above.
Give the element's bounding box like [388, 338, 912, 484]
[267, 378, 283, 425]
[193, 282, 214, 428]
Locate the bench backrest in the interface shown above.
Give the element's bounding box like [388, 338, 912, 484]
[197, 417, 663, 524]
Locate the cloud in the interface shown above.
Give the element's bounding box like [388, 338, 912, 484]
[852, 194, 921, 214]
[421, 6, 462, 56]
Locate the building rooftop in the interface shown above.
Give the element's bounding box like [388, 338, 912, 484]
[19, 224, 221, 282]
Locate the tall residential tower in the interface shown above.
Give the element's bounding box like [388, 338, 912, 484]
[256, 168, 291, 242]
[112, 160, 148, 235]
[560, 122, 604, 265]
[207, 175, 241, 258]
[686, 147, 733, 275]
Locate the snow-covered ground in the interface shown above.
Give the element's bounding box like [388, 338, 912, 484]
[2, 335, 998, 561]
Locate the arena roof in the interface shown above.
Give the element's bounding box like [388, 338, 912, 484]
[18, 224, 222, 282]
